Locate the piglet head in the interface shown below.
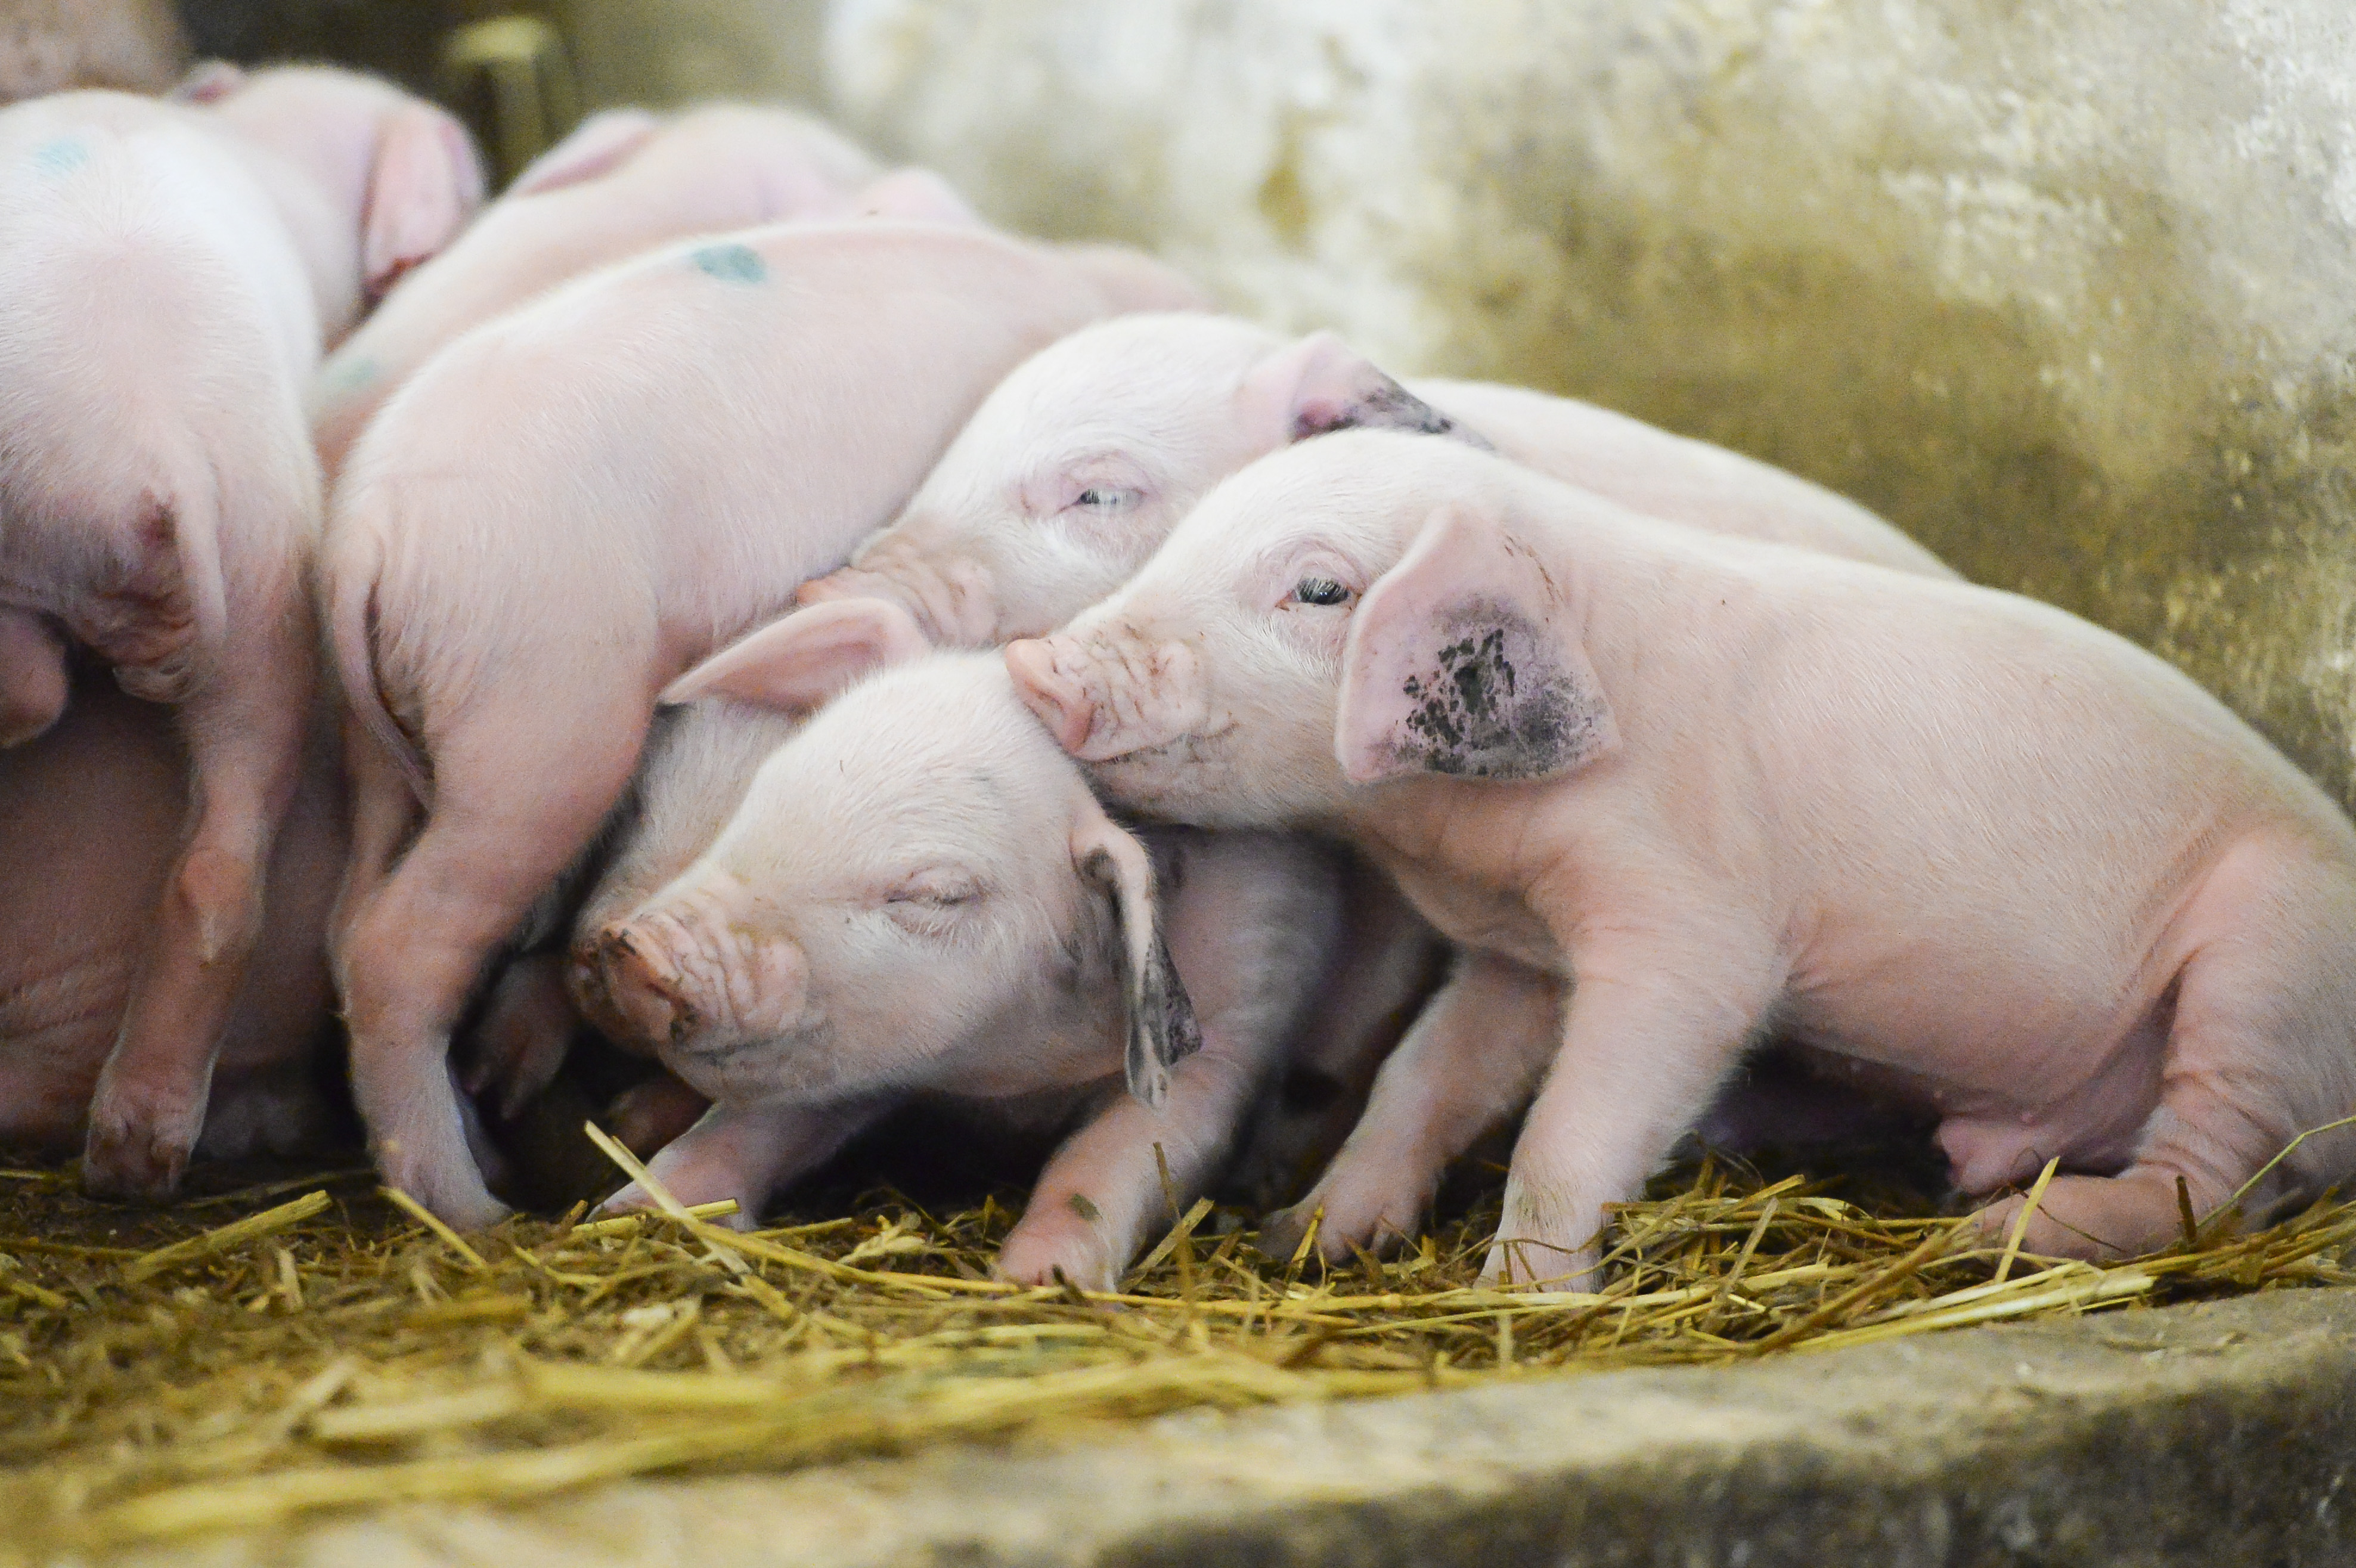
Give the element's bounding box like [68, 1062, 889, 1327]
[200, 65, 485, 330]
[1008, 429, 1614, 825]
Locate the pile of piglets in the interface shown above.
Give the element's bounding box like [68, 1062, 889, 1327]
[7, 56, 2354, 1295]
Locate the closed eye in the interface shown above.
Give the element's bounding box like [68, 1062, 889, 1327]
[1290, 576, 1353, 607]
[1071, 486, 1142, 513]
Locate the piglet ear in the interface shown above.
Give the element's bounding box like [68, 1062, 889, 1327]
[852, 166, 982, 226]
[1240, 331, 1493, 451]
[1336, 503, 1617, 784]
[170, 61, 247, 104]
[362, 105, 486, 296]
[503, 108, 664, 197]
[1070, 804, 1201, 1108]
[662, 596, 931, 711]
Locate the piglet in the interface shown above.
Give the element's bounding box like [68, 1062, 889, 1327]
[0, 673, 345, 1160]
[0, 63, 479, 1198]
[800, 312, 1949, 646]
[574, 599, 1360, 1290]
[311, 104, 901, 473]
[1009, 429, 2356, 1285]
[325, 219, 1200, 1226]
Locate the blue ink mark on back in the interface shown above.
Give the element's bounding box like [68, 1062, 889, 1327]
[31, 137, 88, 179]
[689, 243, 767, 284]
[321, 354, 379, 392]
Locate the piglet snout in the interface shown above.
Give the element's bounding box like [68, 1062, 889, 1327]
[594, 921, 696, 1049]
[1005, 637, 1096, 755]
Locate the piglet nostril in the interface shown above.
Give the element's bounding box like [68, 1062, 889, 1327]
[1005, 639, 1093, 754]
[596, 924, 695, 1051]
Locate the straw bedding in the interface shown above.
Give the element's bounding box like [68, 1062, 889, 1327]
[3, 1120, 2352, 1559]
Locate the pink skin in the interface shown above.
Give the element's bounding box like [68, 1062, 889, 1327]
[798, 314, 1948, 648]
[576, 609, 1355, 1290]
[311, 104, 894, 475]
[0, 677, 345, 1159]
[0, 65, 479, 1200]
[324, 223, 1191, 1226]
[1009, 429, 2356, 1286]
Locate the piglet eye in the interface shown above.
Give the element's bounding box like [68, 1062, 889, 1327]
[1292, 576, 1351, 606]
[1074, 487, 1139, 512]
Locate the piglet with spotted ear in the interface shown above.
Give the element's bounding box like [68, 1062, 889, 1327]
[324, 219, 1198, 1227]
[311, 106, 964, 473]
[572, 598, 1365, 1291]
[1010, 428, 2356, 1287]
[798, 312, 1949, 647]
[0, 64, 482, 1201]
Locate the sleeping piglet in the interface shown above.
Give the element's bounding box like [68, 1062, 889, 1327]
[798, 311, 1950, 645]
[311, 103, 911, 473]
[0, 63, 480, 1198]
[1008, 430, 2356, 1285]
[573, 599, 1362, 1290]
[324, 219, 1202, 1226]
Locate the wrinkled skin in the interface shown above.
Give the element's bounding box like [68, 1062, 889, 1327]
[799, 312, 1949, 647]
[577, 621, 1371, 1292]
[0, 677, 345, 1158]
[311, 104, 892, 475]
[1009, 430, 2356, 1286]
[324, 221, 1199, 1226]
[0, 64, 480, 1200]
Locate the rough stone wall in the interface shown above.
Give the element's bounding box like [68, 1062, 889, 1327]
[826, 0, 2356, 807]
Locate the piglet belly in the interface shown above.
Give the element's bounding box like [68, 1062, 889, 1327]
[1782, 962, 2171, 1189]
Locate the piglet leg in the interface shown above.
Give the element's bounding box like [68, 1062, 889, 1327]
[1485, 942, 1776, 1289]
[1260, 952, 1561, 1263]
[338, 693, 650, 1227]
[464, 952, 581, 1121]
[597, 1097, 882, 1228]
[997, 1042, 1260, 1293]
[83, 600, 312, 1198]
[0, 607, 69, 747]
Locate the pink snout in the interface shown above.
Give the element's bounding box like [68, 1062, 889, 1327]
[1005, 637, 1098, 755]
[578, 897, 812, 1064]
[590, 921, 698, 1051]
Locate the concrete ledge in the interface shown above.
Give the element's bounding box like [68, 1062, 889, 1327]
[130, 1288, 2356, 1568]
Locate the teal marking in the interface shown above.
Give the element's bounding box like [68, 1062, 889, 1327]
[689, 243, 767, 284]
[30, 137, 88, 178]
[321, 354, 379, 392]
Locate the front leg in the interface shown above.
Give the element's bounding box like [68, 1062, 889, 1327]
[997, 1043, 1258, 1292]
[1487, 946, 1778, 1288]
[1261, 950, 1563, 1262]
[597, 1096, 884, 1228]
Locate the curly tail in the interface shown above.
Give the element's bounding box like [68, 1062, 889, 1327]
[326, 520, 432, 806]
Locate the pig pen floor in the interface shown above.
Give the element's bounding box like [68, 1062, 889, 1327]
[3, 1134, 2354, 1565]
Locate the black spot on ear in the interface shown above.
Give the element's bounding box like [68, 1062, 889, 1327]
[1392, 601, 1607, 779]
[1294, 373, 1497, 452]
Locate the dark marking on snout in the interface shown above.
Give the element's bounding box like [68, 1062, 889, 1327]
[690, 243, 768, 284]
[1393, 603, 1597, 779]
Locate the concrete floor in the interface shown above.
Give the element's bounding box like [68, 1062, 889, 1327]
[109, 1286, 2356, 1568]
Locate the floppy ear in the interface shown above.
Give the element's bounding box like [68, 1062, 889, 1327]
[1336, 503, 1617, 783]
[662, 597, 931, 711]
[362, 104, 487, 296]
[1070, 804, 1201, 1108]
[1239, 331, 1495, 451]
[503, 108, 664, 197]
[169, 61, 246, 104]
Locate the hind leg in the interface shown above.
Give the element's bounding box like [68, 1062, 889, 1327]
[1973, 839, 2356, 1258]
[337, 695, 649, 1227]
[83, 601, 311, 1198]
[0, 607, 69, 747]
